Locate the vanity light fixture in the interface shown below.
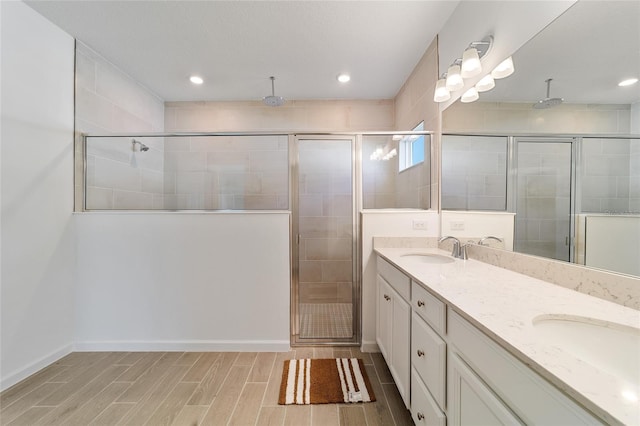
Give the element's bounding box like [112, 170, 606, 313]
[618, 77, 638, 87]
[445, 62, 464, 92]
[475, 74, 495, 92]
[337, 73, 351, 83]
[491, 56, 515, 79]
[190, 75, 204, 85]
[460, 87, 479, 103]
[434, 76, 451, 102]
[434, 36, 494, 102]
[461, 36, 493, 78]
[461, 47, 482, 78]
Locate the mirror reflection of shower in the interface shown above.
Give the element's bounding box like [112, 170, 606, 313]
[132, 139, 149, 152]
[130, 139, 149, 168]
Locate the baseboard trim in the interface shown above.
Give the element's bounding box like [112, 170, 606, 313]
[1, 343, 73, 392]
[74, 340, 291, 352]
[361, 340, 380, 353]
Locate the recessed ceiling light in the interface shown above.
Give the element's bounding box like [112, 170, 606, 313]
[618, 78, 638, 87]
[337, 73, 351, 83]
[190, 75, 204, 85]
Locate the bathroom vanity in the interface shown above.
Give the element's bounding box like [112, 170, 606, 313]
[375, 248, 640, 425]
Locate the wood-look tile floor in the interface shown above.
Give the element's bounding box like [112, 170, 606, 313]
[0, 349, 414, 426]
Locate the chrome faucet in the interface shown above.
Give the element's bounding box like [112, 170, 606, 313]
[439, 236, 467, 260]
[478, 236, 503, 246]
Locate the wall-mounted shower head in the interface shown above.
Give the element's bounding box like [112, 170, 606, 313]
[132, 139, 149, 152]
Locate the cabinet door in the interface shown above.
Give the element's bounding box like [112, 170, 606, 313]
[391, 291, 411, 407]
[449, 351, 524, 426]
[376, 275, 392, 361]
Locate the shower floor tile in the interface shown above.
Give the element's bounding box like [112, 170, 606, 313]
[300, 303, 352, 339]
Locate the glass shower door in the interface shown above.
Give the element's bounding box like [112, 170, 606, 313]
[514, 139, 574, 262]
[293, 136, 357, 343]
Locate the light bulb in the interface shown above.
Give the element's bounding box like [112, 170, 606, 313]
[618, 78, 638, 87]
[461, 87, 479, 103]
[337, 73, 351, 83]
[190, 75, 204, 85]
[461, 47, 482, 78]
[491, 57, 515, 79]
[476, 74, 495, 92]
[433, 78, 451, 102]
[445, 64, 464, 91]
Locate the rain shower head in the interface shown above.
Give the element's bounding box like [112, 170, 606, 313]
[263, 76, 285, 107]
[533, 78, 564, 109]
[132, 139, 149, 152]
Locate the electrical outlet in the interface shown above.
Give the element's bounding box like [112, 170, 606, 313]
[450, 221, 465, 231]
[412, 220, 428, 230]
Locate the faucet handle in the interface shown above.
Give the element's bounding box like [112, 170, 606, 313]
[478, 236, 503, 246]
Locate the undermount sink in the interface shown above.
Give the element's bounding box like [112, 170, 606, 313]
[532, 314, 640, 385]
[399, 253, 455, 264]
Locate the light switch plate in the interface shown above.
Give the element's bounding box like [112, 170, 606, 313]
[412, 220, 428, 230]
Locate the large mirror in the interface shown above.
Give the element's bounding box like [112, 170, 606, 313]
[441, 0, 640, 278]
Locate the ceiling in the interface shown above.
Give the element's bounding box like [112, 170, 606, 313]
[25, 1, 459, 102]
[480, 0, 640, 105]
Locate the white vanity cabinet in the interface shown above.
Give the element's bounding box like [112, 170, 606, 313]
[376, 253, 607, 425]
[448, 310, 603, 425]
[376, 258, 411, 407]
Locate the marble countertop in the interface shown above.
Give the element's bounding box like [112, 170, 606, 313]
[375, 247, 640, 425]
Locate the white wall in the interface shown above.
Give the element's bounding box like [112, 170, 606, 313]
[75, 213, 290, 351]
[1, 1, 76, 390]
[584, 215, 640, 277]
[441, 211, 515, 250]
[361, 210, 440, 351]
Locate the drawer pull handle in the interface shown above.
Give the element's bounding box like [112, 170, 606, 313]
[384, 294, 391, 301]
[417, 412, 425, 421]
[417, 349, 425, 357]
[417, 300, 425, 307]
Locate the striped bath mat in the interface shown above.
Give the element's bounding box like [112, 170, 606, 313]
[278, 358, 376, 405]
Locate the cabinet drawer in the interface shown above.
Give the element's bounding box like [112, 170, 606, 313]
[377, 257, 410, 301]
[412, 281, 446, 335]
[411, 368, 446, 426]
[411, 312, 446, 410]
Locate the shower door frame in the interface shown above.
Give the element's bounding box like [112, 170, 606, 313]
[509, 136, 578, 263]
[290, 134, 362, 346]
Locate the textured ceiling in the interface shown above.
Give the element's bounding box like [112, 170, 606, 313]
[26, 1, 459, 102]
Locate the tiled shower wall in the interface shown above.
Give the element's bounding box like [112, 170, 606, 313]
[632, 140, 640, 212]
[362, 135, 397, 208]
[162, 135, 289, 210]
[515, 142, 571, 261]
[441, 135, 507, 211]
[581, 138, 638, 214]
[75, 42, 165, 210]
[298, 141, 353, 304]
